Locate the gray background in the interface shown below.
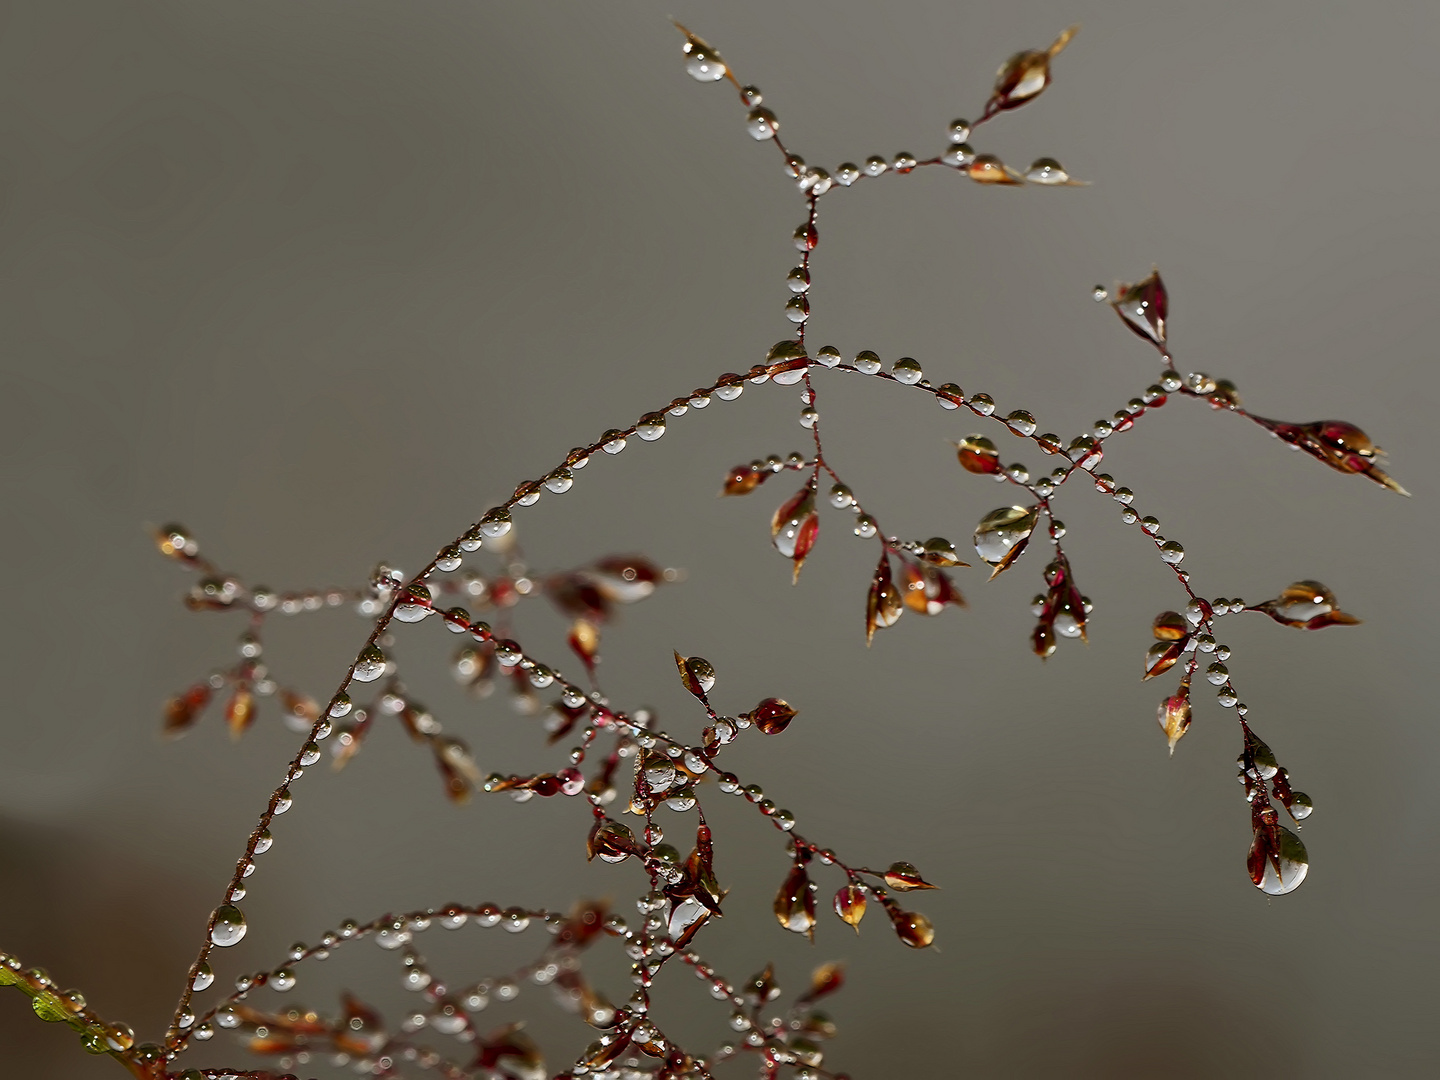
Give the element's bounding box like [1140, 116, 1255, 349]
[2, 1, 1437, 1077]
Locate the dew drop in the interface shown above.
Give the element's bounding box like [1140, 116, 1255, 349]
[353, 646, 387, 683]
[940, 142, 975, 168]
[544, 468, 574, 493]
[636, 413, 667, 441]
[714, 382, 744, 401]
[191, 963, 214, 992]
[746, 107, 778, 140]
[947, 118, 972, 143]
[969, 393, 996, 416]
[853, 350, 882, 374]
[253, 829, 273, 854]
[891, 357, 923, 384]
[270, 968, 296, 992]
[1158, 540, 1185, 564]
[1092, 285, 1109, 302]
[1024, 157, 1070, 184]
[210, 906, 247, 947]
[1004, 410, 1037, 436]
[835, 162, 860, 186]
[601, 429, 628, 454]
[682, 36, 726, 82]
[863, 155, 888, 176]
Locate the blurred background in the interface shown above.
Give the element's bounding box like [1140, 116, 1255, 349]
[1, 1, 1436, 1076]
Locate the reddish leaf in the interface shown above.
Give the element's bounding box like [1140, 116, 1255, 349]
[674, 651, 717, 699]
[1157, 677, 1192, 756]
[163, 684, 211, 737]
[985, 25, 1077, 115]
[1252, 580, 1361, 629]
[865, 552, 904, 645]
[1251, 417, 1408, 495]
[1143, 638, 1187, 681]
[225, 687, 255, 741]
[771, 484, 820, 583]
[883, 861, 938, 891]
[774, 862, 817, 939]
[833, 884, 867, 931]
[1111, 268, 1168, 346]
[955, 434, 1001, 475]
[748, 697, 796, 735]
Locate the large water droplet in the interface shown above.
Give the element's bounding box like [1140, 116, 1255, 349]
[210, 906, 247, 947]
[973, 505, 1038, 565]
[1248, 826, 1308, 895]
[353, 646, 387, 683]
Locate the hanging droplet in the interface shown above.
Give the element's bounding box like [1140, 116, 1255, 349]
[601, 429, 628, 454]
[941, 142, 976, 168]
[1143, 639, 1186, 680]
[209, 905, 247, 947]
[544, 468, 574, 493]
[674, 652, 717, 697]
[1248, 824, 1308, 895]
[1158, 540, 1185, 564]
[814, 345, 842, 367]
[190, 962, 214, 992]
[1253, 580, 1361, 629]
[947, 118, 972, 143]
[987, 26, 1077, 114]
[967, 154, 1024, 184]
[1110, 268, 1168, 346]
[956, 434, 1001, 475]
[353, 645, 387, 683]
[1004, 409, 1037, 436]
[394, 584, 433, 623]
[771, 485, 820, 583]
[833, 884, 866, 930]
[863, 155, 889, 176]
[1025, 157, 1075, 184]
[749, 698, 797, 735]
[636, 413, 667, 441]
[973, 505, 1039, 567]
[774, 863, 817, 939]
[270, 968, 296, 992]
[679, 27, 727, 82]
[1153, 611, 1189, 639]
[890, 910, 935, 948]
[836, 162, 860, 186]
[853, 350, 882, 374]
[746, 107, 778, 140]
[883, 861, 938, 891]
[891, 357, 923, 384]
[865, 553, 904, 644]
[969, 393, 996, 415]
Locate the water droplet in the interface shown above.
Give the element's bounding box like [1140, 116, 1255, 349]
[746, 107, 778, 140]
[435, 545, 464, 571]
[479, 507, 513, 537]
[1158, 540, 1185, 564]
[601, 429, 628, 454]
[784, 295, 810, 323]
[681, 31, 727, 82]
[969, 393, 996, 416]
[853, 350, 882, 374]
[947, 118, 972, 143]
[714, 380, 744, 401]
[636, 413, 667, 441]
[853, 514, 878, 539]
[891, 357, 923, 384]
[1025, 157, 1071, 184]
[892, 152, 917, 172]
[253, 829, 273, 854]
[210, 906, 247, 947]
[353, 645, 387, 683]
[1004, 409, 1037, 436]
[1092, 285, 1109, 302]
[792, 223, 818, 250]
[863, 155, 888, 176]
[191, 963, 214, 992]
[941, 142, 976, 168]
[801, 168, 832, 195]
[836, 162, 860, 186]
[974, 506, 1038, 565]
[1110, 268, 1168, 346]
[1248, 825, 1308, 895]
[270, 968, 296, 992]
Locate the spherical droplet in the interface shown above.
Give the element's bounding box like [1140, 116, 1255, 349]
[746, 107, 778, 140]
[210, 906, 247, 947]
[353, 645, 387, 683]
[891, 357, 923, 384]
